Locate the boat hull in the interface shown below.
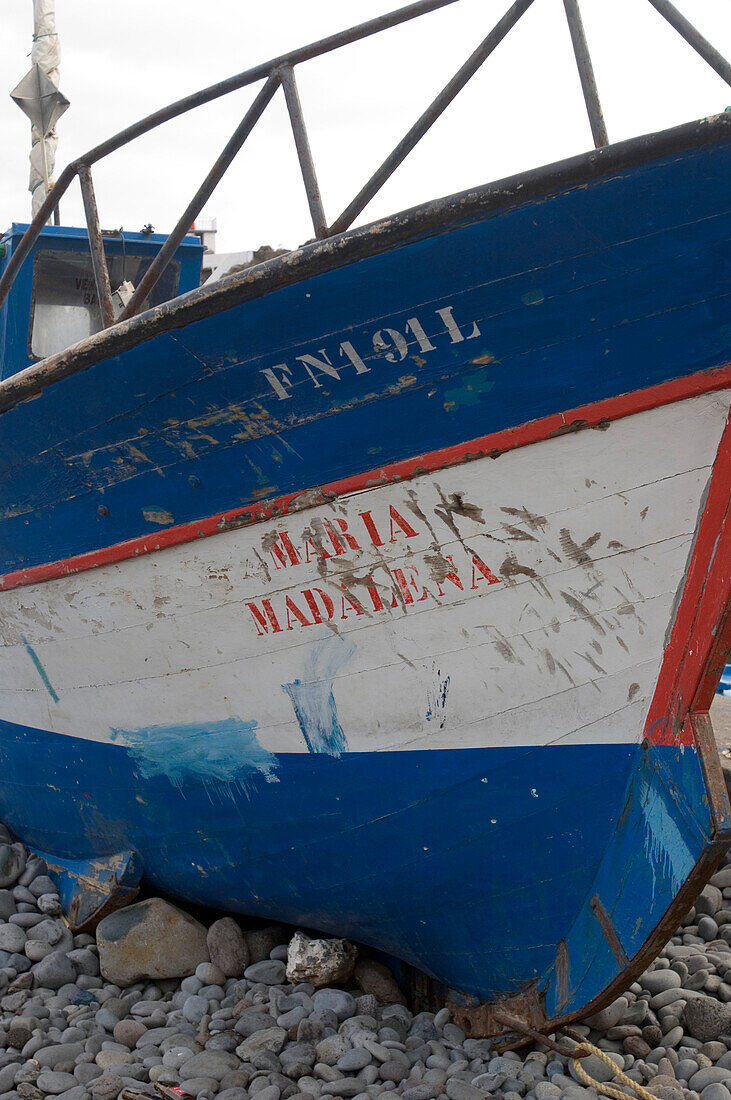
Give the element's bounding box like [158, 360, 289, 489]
[0, 390, 730, 1019]
[0, 117, 730, 1028]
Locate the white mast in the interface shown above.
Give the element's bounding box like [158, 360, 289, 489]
[11, 0, 69, 219]
[29, 0, 62, 216]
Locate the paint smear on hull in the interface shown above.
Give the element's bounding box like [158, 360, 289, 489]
[283, 635, 356, 756]
[110, 717, 278, 798]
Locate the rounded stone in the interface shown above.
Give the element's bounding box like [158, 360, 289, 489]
[583, 998, 629, 1031]
[0, 924, 27, 953]
[207, 919, 249, 979]
[113, 1019, 147, 1048]
[701, 1087, 731, 1100]
[570, 1053, 623, 1085]
[336, 1049, 372, 1072]
[90, 1074, 124, 1100]
[36, 1071, 77, 1094]
[183, 995, 209, 1023]
[641, 971, 683, 995]
[312, 989, 356, 1022]
[0, 844, 25, 888]
[691, 1070, 731, 1092]
[378, 1060, 410, 1083]
[243, 960, 286, 986]
[33, 951, 77, 990]
[96, 898, 210, 985]
[685, 1001, 731, 1044]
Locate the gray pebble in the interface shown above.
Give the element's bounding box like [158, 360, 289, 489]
[89, 1074, 124, 1100]
[692, 1070, 731, 1091]
[312, 990, 356, 1022]
[32, 953, 76, 991]
[701, 1088, 731, 1100]
[445, 1081, 486, 1100]
[36, 1072, 77, 1094]
[244, 961, 286, 986]
[642, 971, 682, 995]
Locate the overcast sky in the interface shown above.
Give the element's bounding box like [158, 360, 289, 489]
[1, 0, 730, 253]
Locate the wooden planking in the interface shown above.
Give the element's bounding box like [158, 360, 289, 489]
[0, 391, 728, 755]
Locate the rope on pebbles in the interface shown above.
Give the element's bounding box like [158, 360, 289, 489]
[571, 1041, 659, 1100]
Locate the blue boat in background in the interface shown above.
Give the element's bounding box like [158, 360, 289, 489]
[717, 668, 731, 697]
[0, 0, 730, 1042]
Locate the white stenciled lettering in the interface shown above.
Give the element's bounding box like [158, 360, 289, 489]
[373, 328, 409, 363]
[436, 305, 480, 343]
[405, 316, 436, 354]
[261, 362, 294, 400]
[339, 341, 370, 374]
[297, 350, 341, 387]
[258, 300, 487, 401]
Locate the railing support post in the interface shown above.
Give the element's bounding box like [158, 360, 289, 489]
[329, 0, 538, 237]
[562, 0, 608, 149]
[644, 0, 731, 88]
[279, 65, 328, 239]
[120, 73, 280, 322]
[78, 165, 115, 329]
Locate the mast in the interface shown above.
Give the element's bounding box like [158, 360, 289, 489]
[10, 0, 69, 220]
[29, 0, 62, 216]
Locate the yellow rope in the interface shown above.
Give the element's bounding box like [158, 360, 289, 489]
[571, 1041, 658, 1100]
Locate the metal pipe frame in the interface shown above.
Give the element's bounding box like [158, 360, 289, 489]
[329, 0, 538, 237]
[77, 165, 115, 329]
[0, 0, 459, 316]
[1, 0, 730, 326]
[644, 0, 731, 88]
[119, 74, 280, 322]
[562, 0, 608, 149]
[279, 64, 328, 240]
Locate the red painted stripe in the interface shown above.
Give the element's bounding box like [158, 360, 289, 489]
[1, 363, 730, 594]
[644, 407, 731, 746]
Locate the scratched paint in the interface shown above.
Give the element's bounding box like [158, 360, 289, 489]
[639, 772, 692, 900]
[110, 717, 278, 795]
[1, 394, 728, 758]
[282, 635, 356, 756]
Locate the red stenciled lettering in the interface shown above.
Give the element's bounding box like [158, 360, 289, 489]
[246, 600, 282, 636]
[328, 517, 361, 552]
[267, 531, 300, 569]
[470, 556, 501, 589]
[303, 537, 331, 563]
[435, 555, 464, 597]
[302, 588, 335, 623]
[366, 584, 384, 611]
[340, 592, 364, 619]
[390, 566, 429, 607]
[389, 505, 419, 543]
[285, 595, 311, 630]
[322, 520, 346, 556]
[359, 510, 384, 547]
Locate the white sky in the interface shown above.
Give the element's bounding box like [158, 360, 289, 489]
[1, 0, 730, 253]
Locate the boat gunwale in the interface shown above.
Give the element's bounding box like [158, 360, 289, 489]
[0, 110, 730, 416]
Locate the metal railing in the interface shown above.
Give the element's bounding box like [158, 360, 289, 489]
[0, 0, 729, 330]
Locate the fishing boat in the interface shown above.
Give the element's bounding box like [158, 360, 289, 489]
[0, 0, 730, 1038]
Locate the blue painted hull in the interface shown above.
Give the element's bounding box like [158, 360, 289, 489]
[0, 715, 706, 1011]
[1, 122, 730, 572]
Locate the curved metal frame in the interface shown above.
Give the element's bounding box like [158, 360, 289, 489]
[0, 0, 729, 330]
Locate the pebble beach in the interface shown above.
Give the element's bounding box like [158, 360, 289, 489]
[0, 823, 729, 1100]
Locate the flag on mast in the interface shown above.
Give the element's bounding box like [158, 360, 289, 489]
[10, 0, 69, 217]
